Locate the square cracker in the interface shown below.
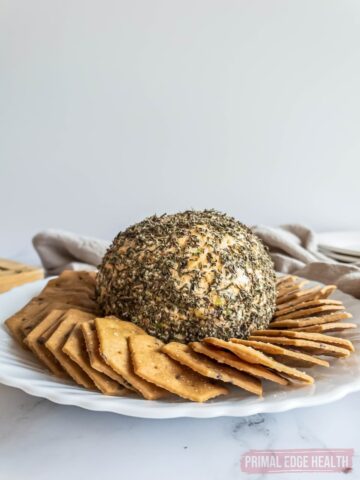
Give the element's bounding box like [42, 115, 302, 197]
[204, 338, 314, 384]
[190, 342, 288, 386]
[45, 309, 96, 389]
[277, 280, 308, 298]
[5, 301, 54, 346]
[20, 300, 97, 339]
[45, 271, 96, 290]
[129, 335, 228, 402]
[248, 335, 350, 358]
[95, 317, 167, 400]
[5, 271, 98, 345]
[276, 275, 297, 286]
[24, 309, 69, 377]
[275, 304, 345, 321]
[33, 292, 99, 312]
[269, 312, 352, 329]
[63, 324, 128, 396]
[277, 285, 336, 305]
[162, 342, 262, 396]
[291, 322, 357, 333]
[249, 330, 354, 352]
[230, 338, 329, 368]
[81, 321, 134, 391]
[275, 299, 343, 317]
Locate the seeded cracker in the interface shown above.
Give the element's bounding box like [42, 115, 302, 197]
[274, 305, 345, 321]
[96, 210, 276, 342]
[204, 338, 314, 383]
[129, 335, 228, 402]
[63, 324, 129, 395]
[249, 336, 350, 358]
[291, 322, 357, 333]
[276, 286, 326, 305]
[162, 342, 262, 395]
[20, 301, 97, 339]
[95, 317, 167, 400]
[81, 321, 134, 391]
[230, 338, 329, 367]
[249, 330, 354, 352]
[190, 342, 289, 385]
[44, 271, 96, 292]
[275, 299, 343, 317]
[45, 310, 96, 389]
[5, 301, 53, 346]
[269, 312, 353, 329]
[24, 309, 69, 377]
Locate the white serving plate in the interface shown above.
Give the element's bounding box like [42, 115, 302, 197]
[318, 231, 360, 257]
[0, 279, 360, 419]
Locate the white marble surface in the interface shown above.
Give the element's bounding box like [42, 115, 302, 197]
[1, 250, 360, 480]
[0, 383, 359, 480]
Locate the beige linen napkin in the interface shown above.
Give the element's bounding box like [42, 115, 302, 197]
[33, 225, 360, 298]
[32, 230, 109, 276]
[253, 224, 360, 298]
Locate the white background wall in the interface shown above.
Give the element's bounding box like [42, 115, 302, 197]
[1, 0, 360, 261]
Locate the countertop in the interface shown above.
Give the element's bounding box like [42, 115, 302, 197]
[0, 250, 359, 480]
[1, 383, 359, 480]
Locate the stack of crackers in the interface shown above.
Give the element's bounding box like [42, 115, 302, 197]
[4, 272, 357, 402]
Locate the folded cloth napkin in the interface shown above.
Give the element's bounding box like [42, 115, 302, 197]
[253, 224, 360, 298]
[33, 225, 360, 298]
[32, 230, 109, 276]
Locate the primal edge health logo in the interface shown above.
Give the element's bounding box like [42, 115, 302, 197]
[241, 449, 353, 474]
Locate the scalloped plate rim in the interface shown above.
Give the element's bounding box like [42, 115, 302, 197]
[0, 277, 359, 419]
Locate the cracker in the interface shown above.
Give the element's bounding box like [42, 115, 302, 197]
[278, 285, 337, 306]
[276, 288, 323, 308]
[63, 324, 128, 395]
[250, 329, 354, 352]
[276, 286, 323, 305]
[276, 275, 297, 286]
[275, 299, 343, 316]
[277, 281, 299, 293]
[45, 271, 96, 289]
[190, 342, 289, 385]
[129, 335, 228, 402]
[45, 309, 96, 389]
[277, 280, 308, 298]
[20, 302, 97, 338]
[5, 271, 98, 345]
[230, 338, 329, 367]
[269, 312, 353, 329]
[274, 304, 345, 321]
[319, 285, 337, 298]
[291, 322, 357, 333]
[277, 285, 301, 300]
[95, 317, 167, 400]
[248, 335, 350, 358]
[203, 338, 314, 383]
[81, 321, 134, 391]
[34, 292, 99, 311]
[5, 301, 51, 346]
[276, 286, 339, 308]
[162, 342, 262, 396]
[24, 309, 69, 377]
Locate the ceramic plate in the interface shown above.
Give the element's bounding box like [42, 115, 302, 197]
[0, 279, 360, 418]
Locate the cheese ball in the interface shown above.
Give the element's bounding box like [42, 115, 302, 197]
[96, 210, 276, 343]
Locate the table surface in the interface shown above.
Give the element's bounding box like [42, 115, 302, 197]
[0, 250, 359, 480]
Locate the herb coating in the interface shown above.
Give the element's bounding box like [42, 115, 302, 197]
[96, 210, 276, 343]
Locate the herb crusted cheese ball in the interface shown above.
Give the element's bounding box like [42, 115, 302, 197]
[96, 210, 276, 343]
